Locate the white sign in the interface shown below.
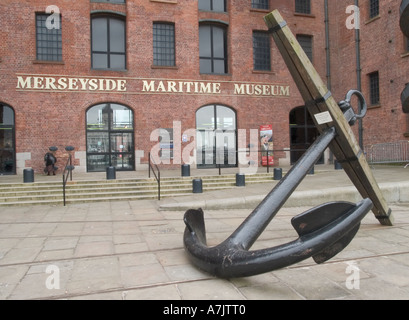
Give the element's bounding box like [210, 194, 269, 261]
[314, 111, 333, 125]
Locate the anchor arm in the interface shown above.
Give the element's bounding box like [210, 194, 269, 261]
[184, 199, 372, 278]
[264, 10, 393, 226]
[229, 127, 337, 250]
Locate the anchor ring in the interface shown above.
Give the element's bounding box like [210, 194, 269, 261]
[345, 89, 368, 120]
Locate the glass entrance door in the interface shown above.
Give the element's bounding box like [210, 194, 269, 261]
[0, 104, 15, 175]
[110, 132, 134, 170]
[86, 103, 135, 172]
[196, 104, 237, 168]
[197, 130, 216, 167]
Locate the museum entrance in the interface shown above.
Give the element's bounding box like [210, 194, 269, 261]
[289, 106, 324, 165]
[0, 103, 16, 175]
[196, 104, 237, 168]
[86, 103, 135, 172]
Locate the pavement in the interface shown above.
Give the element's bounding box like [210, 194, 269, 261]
[0, 164, 409, 301]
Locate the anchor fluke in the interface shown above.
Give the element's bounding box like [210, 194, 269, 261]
[291, 201, 373, 264]
[184, 208, 207, 245]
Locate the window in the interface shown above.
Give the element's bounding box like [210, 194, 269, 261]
[91, 16, 126, 70]
[252, 0, 269, 10]
[36, 13, 62, 61]
[91, 0, 125, 3]
[295, 0, 311, 14]
[198, 0, 227, 12]
[199, 24, 228, 74]
[153, 23, 176, 67]
[86, 103, 134, 171]
[297, 35, 313, 62]
[253, 31, 271, 71]
[369, 71, 380, 105]
[369, 0, 379, 19]
[406, 37, 409, 52]
[196, 105, 237, 168]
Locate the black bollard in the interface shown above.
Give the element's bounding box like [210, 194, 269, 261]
[192, 179, 203, 193]
[273, 168, 283, 180]
[334, 160, 343, 170]
[181, 164, 191, 177]
[23, 168, 34, 183]
[236, 173, 245, 187]
[106, 166, 116, 180]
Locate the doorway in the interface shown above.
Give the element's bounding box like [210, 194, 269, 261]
[86, 103, 135, 172]
[289, 106, 324, 165]
[196, 104, 237, 168]
[0, 103, 15, 175]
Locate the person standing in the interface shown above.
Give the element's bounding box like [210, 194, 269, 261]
[44, 148, 57, 175]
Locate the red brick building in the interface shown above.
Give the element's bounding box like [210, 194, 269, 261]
[0, 0, 408, 175]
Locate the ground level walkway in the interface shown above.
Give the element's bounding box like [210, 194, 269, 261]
[0, 165, 408, 300]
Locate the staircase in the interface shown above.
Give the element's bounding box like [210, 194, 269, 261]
[0, 173, 278, 207]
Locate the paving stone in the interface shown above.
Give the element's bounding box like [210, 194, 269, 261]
[122, 284, 181, 300]
[43, 237, 79, 251]
[272, 267, 352, 300]
[0, 168, 409, 300]
[177, 279, 245, 300]
[0, 265, 29, 299]
[120, 264, 170, 287]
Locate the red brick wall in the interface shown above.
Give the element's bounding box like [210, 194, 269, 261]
[2, 0, 406, 174]
[328, 0, 409, 146]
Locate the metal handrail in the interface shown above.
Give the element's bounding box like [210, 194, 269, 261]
[62, 153, 74, 206]
[148, 152, 161, 200]
[204, 148, 310, 175]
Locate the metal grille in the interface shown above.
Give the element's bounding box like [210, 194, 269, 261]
[153, 23, 175, 67]
[365, 141, 409, 167]
[253, 31, 271, 71]
[369, 0, 379, 18]
[36, 14, 62, 61]
[252, 0, 269, 10]
[369, 72, 380, 105]
[295, 0, 311, 14]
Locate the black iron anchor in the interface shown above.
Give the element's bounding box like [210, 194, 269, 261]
[183, 91, 373, 278]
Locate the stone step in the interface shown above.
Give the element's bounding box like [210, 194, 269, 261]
[0, 175, 275, 193]
[0, 183, 241, 203]
[0, 192, 194, 207]
[0, 172, 280, 206]
[0, 177, 272, 192]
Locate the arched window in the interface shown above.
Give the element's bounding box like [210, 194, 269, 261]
[0, 103, 15, 175]
[86, 103, 134, 171]
[196, 104, 237, 168]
